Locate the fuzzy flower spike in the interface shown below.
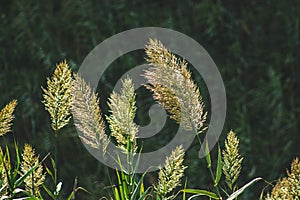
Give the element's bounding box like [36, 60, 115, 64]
[265, 157, 300, 199]
[0, 99, 17, 136]
[42, 60, 73, 131]
[21, 144, 45, 196]
[71, 74, 110, 154]
[144, 39, 207, 132]
[106, 77, 139, 153]
[154, 145, 187, 199]
[222, 130, 243, 191]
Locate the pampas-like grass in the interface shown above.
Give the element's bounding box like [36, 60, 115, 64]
[42, 60, 73, 131]
[71, 74, 109, 154]
[106, 78, 138, 153]
[21, 144, 45, 196]
[222, 130, 243, 191]
[0, 147, 9, 196]
[265, 157, 300, 199]
[154, 145, 187, 199]
[0, 99, 17, 136]
[144, 39, 206, 132]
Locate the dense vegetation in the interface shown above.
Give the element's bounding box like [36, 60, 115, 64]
[1, 0, 299, 199]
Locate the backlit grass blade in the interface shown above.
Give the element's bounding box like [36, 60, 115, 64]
[214, 145, 222, 187]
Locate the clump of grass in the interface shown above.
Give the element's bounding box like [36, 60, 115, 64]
[0, 102, 48, 199]
[1, 39, 297, 200]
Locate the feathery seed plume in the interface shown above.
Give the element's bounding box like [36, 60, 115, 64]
[265, 157, 300, 199]
[21, 144, 45, 196]
[0, 100, 17, 136]
[222, 130, 243, 191]
[155, 145, 187, 199]
[106, 77, 138, 152]
[42, 60, 73, 131]
[144, 39, 206, 132]
[71, 74, 109, 154]
[0, 147, 10, 196]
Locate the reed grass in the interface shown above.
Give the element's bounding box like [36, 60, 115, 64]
[0, 39, 298, 200]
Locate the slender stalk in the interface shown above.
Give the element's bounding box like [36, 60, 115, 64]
[193, 126, 221, 197]
[54, 129, 58, 200]
[54, 131, 58, 170]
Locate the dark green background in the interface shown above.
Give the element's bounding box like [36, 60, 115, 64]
[1, 0, 299, 199]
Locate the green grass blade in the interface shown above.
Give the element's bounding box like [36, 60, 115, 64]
[50, 157, 57, 184]
[45, 166, 54, 183]
[13, 142, 21, 180]
[42, 184, 56, 199]
[114, 187, 120, 200]
[205, 140, 211, 168]
[15, 152, 49, 188]
[121, 171, 129, 198]
[115, 169, 125, 200]
[181, 189, 219, 199]
[182, 178, 188, 200]
[131, 172, 146, 200]
[214, 145, 222, 187]
[227, 177, 262, 200]
[138, 187, 151, 200]
[14, 164, 38, 188]
[140, 181, 144, 197]
[4, 146, 13, 191]
[67, 191, 75, 200]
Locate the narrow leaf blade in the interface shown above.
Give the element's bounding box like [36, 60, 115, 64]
[181, 189, 219, 199]
[227, 177, 262, 200]
[214, 145, 222, 187]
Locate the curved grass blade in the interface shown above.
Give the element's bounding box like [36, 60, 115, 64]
[226, 177, 262, 200]
[214, 145, 222, 187]
[181, 189, 219, 199]
[205, 140, 211, 168]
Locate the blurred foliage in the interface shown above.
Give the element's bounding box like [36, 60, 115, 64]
[0, 0, 299, 199]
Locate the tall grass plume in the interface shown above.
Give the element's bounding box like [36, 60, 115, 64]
[71, 74, 109, 154]
[21, 144, 45, 196]
[144, 39, 206, 132]
[42, 60, 73, 131]
[222, 130, 243, 191]
[106, 77, 138, 153]
[265, 157, 300, 199]
[0, 100, 17, 136]
[154, 145, 187, 199]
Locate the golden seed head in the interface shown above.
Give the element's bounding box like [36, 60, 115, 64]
[222, 130, 243, 191]
[42, 60, 73, 131]
[145, 84, 181, 124]
[155, 145, 187, 199]
[265, 157, 300, 199]
[0, 147, 10, 196]
[144, 39, 207, 132]
[21, 144, 45, 196]
[106, 77, 138, 152]
[71, 74, 109, 155]
[0, 99, 17, 136]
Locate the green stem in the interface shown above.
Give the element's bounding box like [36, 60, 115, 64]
[54, 130, 58, 200]
[194, 127, 221, 197]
